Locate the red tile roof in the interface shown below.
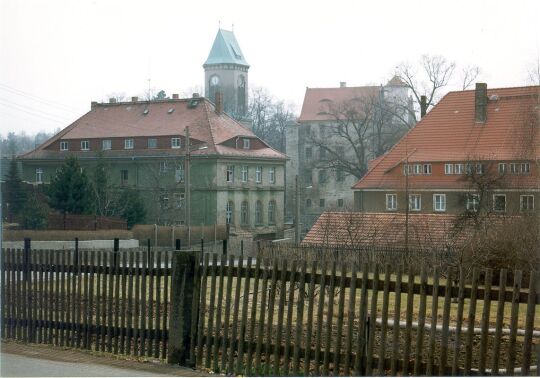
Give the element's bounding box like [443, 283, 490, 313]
[298, 86, 379, 122]
[20, 98, 286, 161]
[353, 85, 540, 190]
[303, 212, 465, 249]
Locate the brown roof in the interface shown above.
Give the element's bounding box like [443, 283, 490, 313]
[353, 85, 540, 190]
[303, 212, 465, 249]
[298, 86, 379, 122]
[386, 75, 407, 87]
[20, 98, 286, 161]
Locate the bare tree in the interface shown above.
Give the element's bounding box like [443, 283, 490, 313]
[526, 57, 540, 85]
[460, 65, 481, 90]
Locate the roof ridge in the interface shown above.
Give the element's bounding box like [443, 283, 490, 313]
[447, 84, 540, 94]
[202, 100, 217, 148]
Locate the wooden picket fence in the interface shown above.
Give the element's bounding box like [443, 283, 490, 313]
[193, 254, 539, 376]
[1, 248, 171, 359]
[1, 247, 539, 376]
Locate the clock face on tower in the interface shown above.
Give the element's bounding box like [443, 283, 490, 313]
[210, 75, 220, 86]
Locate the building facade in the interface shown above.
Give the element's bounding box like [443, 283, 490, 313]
[18, 96, 286, 240]
[285, 78, 413, 237]
[353, 84, 540, 217]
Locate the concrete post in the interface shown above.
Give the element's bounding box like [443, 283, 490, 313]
[168, 251, 198, 365]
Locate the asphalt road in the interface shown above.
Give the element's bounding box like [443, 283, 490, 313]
[1, 353, 171, 377]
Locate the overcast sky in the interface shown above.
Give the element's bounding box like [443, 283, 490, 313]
[1, 0, 539, 136]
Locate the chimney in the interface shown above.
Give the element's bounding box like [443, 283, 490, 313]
[340, 81, 347, 88]
[420, 95, 427, 118]
[192, 93, 200, 98]
[109, 98, 117, 104]
[91, 101, 98, 109]
[172, 93, 179, 99]
[475, 83, 488, 123]
[131, 96, 138, 102]
[215, 91, 223, 115]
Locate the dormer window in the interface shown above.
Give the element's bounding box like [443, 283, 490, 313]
[243, 138, 250, 149]
[102, 139, 112, 150]
[171, 138, 181, 149]
[124, 139, 134, 149]
[147, 138, 157, 149]
[60, 141, 69, 151]
[81, 140, 90, 151]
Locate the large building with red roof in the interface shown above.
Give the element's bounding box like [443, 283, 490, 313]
[353, 83, 539, 216]
[19, 95, 287, 238]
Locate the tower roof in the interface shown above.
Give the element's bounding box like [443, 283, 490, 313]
[204, 29, 249, 67]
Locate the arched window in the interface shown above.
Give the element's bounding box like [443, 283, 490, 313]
[268, 200, 276, 225]
[237, 75, 246, 115]
[240, 201, 249, 226]
[226, 201, 234, 225]
[255, 200, 263, 225]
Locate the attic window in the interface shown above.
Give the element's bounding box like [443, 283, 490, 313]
[143, 108, 149, 115]
[319, 98, 331, 103]
[188, 99, 199, 109]
[243, 138, 250, 149]
[230, 44, 241, 59]
[168, 108, 175, 114]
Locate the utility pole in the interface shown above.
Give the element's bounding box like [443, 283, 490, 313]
[295, 175, 300, 244]
[185, 127, 191, 247]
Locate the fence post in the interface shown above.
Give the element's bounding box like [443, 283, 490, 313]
[147, 239, 151, 262]
[113, 238, 119, 267]
[176, 239, 181, 251]
[201, 238, 204, 253]
[168, 251, 198, 365]
[23, 238, 31, 280]
[222, 239, 227, 255]
[74, 237, 79, 267]
[240, 240, 244, 255]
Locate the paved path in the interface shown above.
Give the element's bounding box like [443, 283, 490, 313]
[1, 342, 212, 377]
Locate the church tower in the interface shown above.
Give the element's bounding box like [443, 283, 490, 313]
[203, 29, 249, 119]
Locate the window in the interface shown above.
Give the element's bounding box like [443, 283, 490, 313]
[498, 163, 506, 175]
[124, 139, 134, 149]
[423, 164, 432, 174]
[240, 201, 249, 225]
[81, 140, 90, 151]
[171, 137, 181, 149]
[173, 193, 185, 209]
[268, 201, 276, 224]
[226, 165, 234, 183]
[159, 161, 168, 173]
[243, 138, 250, 149]
[305, 147, 312, 159]
[241, 166, 248, 182]
[160, 192, 170, 209]
[319, 198, 325, 208]
[454, 164, 464, 174]
[493, 194, 506, 212]
[510, 163, 518, 174]
[413, 164, 422, 175]
[433, 194, 446, 212]
[304, 170, 313, 185]
[336, 168, 345, 182]
[386, 194, 397, 211]
[306, 198, 312, 208]
[466, 194, 480, 212]
[121, 170, 128, 186]
[268, 167, 275, 184]
[255, 201, 263, 225]
[60, 141, 69, 151]
[318, 169, 327, 184]
[320, 148, 326, 159]
[466, 163, 473, 175]
[476, 163, 484, 174]
[444, 164, 453, 175]
[35, 168, 43, 183]
[337, 199, 344, 208]
[175, 166, 184, 182]
[520, 195, 534, 211]
[226, 201, 234, 224]
[102, 139, 112, 150]
[147, 138, 157, 148]
[409, 194, 421, 211]
[521, 162, 530, 174]
[255, 166, 262, 183]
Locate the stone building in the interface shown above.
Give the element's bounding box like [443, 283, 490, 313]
[285, 78, 412, 237]
[18, 95, 287, 240]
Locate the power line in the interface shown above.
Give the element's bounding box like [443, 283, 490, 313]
[0, 83, 82, 113]
[0, 100, 71, 125]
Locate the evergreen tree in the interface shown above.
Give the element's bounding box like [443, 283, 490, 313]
[4, 158, 27, 222]
[115, 189, 146, 228]
[20, 191, 48, 230]
[48, 156, 93, 214]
